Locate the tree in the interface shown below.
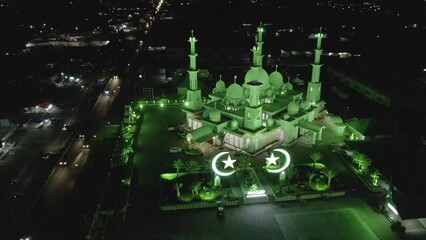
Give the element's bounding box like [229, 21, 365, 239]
[237, 155, 251, 173]
[371, 170, 380, 186]
[122, 146, 133, 156]
[174, 183, 183, 199]
[173, 159, 184, 178]
[202, 157, 215, 181]
[202, 157, 213, 173]
[285, 164, 299, 184]
[322, 168, 338, 189]
[185, 160, 201, 174]
[309, 152, 323, 169]
[218, 131, 227, 148]
[192, 181, 202, 196]
[352, 152, 371, 173]
[306, 170, 316, 187]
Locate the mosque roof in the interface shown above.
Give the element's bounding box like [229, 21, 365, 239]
[269, 71, 284, 86]
[287, 101, 300, 114]
[186, 126, 215, 143]
[244, 66, 270, 86]
[298, 119, 324, 132]
[215, 80, 226, 90]
[225, 82, 244, 99]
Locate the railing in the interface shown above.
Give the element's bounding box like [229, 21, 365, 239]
[274, 190, 346, 202]
[160, 200, 239, 211]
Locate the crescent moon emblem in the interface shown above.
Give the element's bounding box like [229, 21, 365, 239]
[266, 148, 291, 173]
[212, 152, 235, 177]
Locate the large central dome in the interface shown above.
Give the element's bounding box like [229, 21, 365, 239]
[244, 66, 270, 86]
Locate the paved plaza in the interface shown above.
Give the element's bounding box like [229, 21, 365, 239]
[275, 208, 378, 240]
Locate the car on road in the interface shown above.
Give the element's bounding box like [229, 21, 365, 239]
[79, 130, 86, 138]
[177, 132, 187, 138]
[62, 124, 69, 131]
[58, 160, 68, 166]
[82, 136, 92, 149]
[169, 147, 182, 153]
[42, 152, 53, 160]
[10, 178, 21, 186]
[12, 191, 24, 199]
[58, 154, 69, 166]
[168, 125, 177, 131]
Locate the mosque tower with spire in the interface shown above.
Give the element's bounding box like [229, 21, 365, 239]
[306, 28, 325, 105]
[185, 30, 203, 112]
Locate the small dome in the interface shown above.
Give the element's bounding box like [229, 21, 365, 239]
[285, 82, 293, 91]
[226, 83, 244, 100]
[209, 109, 221, 122]
[215, 80, 226, 91]
[287, 101, 299, 115]
[215, 75, 226, 92]
[244, 90, 249, 97]
[244, 67, 270, 85]
[301, 101, 311, 110]
[202, 109, 210, 118]
[283, 114, 290, 120]
[269, 71, 283, 86]
[265, 89, 273, 97]
[267, 118, 274, 127]
[230, 119, 238, 129]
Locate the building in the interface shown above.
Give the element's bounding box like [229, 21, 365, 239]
[183, 24, 331, 154]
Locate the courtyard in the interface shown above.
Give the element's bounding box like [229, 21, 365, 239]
[119, 105, 400, 239]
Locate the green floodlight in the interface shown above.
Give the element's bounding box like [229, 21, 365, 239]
[160, 103, 164, 107]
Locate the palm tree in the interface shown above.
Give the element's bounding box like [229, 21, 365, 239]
[306, 170, 316, 188]
[185, 160, 201, 174]
[352, 152, 371, 173]
[202, 157, 213, 173]
[371, 170, 380, 186]
[191, 181, 202, 196]
[122, 146, 134, 156]
[285, 164, 299, 184]
[309, 152, 323, 169]
[237, 155, 251, 173]
[218, 131, 227, 148]
[123, 131, 132, 140]
[173, 159, 184, 178]
[174, 182, 183, 199]
[322, 168, 338, 189]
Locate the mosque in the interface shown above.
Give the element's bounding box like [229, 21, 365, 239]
[183, 24, 328, 154]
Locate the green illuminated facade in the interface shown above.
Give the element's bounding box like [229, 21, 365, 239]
[183, 24, 326, 154]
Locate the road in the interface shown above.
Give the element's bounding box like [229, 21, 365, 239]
[17, 76, 123, 239]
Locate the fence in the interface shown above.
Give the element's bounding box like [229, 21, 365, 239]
[274, 190, 346, 202]
[160, 199, 239, 211]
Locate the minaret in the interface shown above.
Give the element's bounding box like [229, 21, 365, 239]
[186, 30, 203, 111]
[255, 22, 264, 67]
[244, 79, 263, 131]
[306, 27, 325, 104]
[251, 46, 259, 67]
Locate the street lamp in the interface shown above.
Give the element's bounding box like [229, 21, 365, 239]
[344, 106, 350, 119]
